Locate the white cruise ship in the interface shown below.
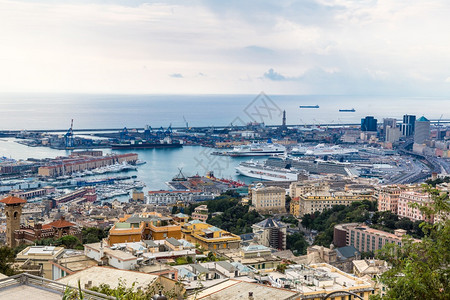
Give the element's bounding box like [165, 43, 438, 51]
[226, 142, 286, 157]
[235, 160, 303, 181]
[289, 144, 358, 156]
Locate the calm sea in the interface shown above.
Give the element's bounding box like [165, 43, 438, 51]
[0, 93, 448, 191]
[0, 94, 448, 130]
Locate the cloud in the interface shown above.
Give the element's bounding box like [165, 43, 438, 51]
[263, 68, 287, 81]
[169, 73, 183, 78]
[0, 0, 450, 95]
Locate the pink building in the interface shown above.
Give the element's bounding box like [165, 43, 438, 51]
[398, 191, 432, 222]
[376, 185, 401, 213]
[334, 223, 419, 253]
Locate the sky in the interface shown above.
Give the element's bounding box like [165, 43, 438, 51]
[1, 0, 450, 95]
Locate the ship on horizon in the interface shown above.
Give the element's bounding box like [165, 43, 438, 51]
[299, 105, 319, 109]
[339, 108, 356, 112]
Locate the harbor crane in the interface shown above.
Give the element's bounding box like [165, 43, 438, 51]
[120, 127, 129, 141]
[64, 119, 74, 149]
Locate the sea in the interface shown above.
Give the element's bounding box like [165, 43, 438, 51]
[0, 93, 449, 193]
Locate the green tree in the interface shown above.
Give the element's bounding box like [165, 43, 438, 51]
[0, 246, 16, 276]
[373, 185, 449, 300]
[286, 232, 308, 255]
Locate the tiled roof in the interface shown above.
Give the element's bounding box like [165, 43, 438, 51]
[0, 195, 26, 205]
[46, 218, 76, 228]
[254, 218, 285, 229]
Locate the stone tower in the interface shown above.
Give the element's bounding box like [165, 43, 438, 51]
[1, 195, 26, 248]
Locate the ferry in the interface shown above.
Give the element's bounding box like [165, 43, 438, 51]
[227, 142, 286, 157]
[299, 105, 319, 109]
[111, 137, 182, 150]
[235, 160, 304, 181]
[339, 108, 356, 112]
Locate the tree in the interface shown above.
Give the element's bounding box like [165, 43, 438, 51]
[286, 232, 308, 255]
[372, 185, 449, 300]
[0, 246, 17, 276]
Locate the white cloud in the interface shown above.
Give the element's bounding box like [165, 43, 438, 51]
[0, 0, 449, 95]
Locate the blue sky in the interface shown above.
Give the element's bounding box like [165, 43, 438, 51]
[1, 0, 450, 95]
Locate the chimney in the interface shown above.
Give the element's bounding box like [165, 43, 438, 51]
[248, 292, 254, 300]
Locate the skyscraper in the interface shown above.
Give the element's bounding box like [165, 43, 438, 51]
[402, 114, 416, 136]
[414, 116, 430, 144]
[361, 116, 377, 132]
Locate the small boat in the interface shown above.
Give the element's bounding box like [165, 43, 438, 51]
[299, 105, 319, 109]
[339, 108, 356, 112]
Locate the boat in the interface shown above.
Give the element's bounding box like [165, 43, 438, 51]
[302, 144, 359, 156]
[236, 160, 304, 181]
[339, 108, 355, 112]
[224, 142, 286, 157]
[299, 105, 319, 108]
[111, 137, 183, 150]
[135, 159, 147, 165]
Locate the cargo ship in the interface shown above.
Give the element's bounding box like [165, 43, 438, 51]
[111, 137, 183, 150]
[339, 108, 355, 112]
[299, 105, 319, 108]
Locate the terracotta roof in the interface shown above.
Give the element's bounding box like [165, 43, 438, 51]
[46, 218, 76, 228]
[0, 195, 26, 205]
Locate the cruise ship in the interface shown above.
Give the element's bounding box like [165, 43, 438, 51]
[225, 142, 286, 157]
[235, 160, 303, 181]
[289, 144, 358, 156]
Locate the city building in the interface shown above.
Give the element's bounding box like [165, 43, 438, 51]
[385, 126, 401, 143]
[398, 191, 432, 222]
[289, 181, 330, 199]
[15, 217, 82, 245]
[192, 204, 209, 221]
[376, 185, 402, 213]
[223, 244, 283, 272]
[272, 263, 374, 300]
[251, 184, 286, 213]
[15, 246, 65, 279]
[181, 220, 241, 250]
[0, 195, 26, 247]
[333, 223, 420, 253]
[361, 116, 378, 132]
[290, 191, 374, 217]
[108, 212, 182, 244]
[189, 279, 300, 300]
[402, 114, 416, 136]
[251, 218, 287, 250]
[414, 116, 430, 144]
[38, 153, 138, 177]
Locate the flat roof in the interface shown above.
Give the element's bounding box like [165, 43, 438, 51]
[190, 279, 299, 300]
[0, 284, 61, 300]
[57, 266, 158, 290]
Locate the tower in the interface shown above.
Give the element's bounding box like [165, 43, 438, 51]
[414, 116, 430, 144]
[1, 195, 26, 248]
[282, 110, 286, 127]
[402, 114, 416, 136]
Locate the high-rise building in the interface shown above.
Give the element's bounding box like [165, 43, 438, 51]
[361, 116, 377, 132]
[382, 118, 397, 135]
[402, 114, 416, 136]
[414, 116, 430, 144]
[0, 195, 26, 248]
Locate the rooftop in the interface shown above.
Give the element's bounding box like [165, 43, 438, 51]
[0, 195, 26, 205]
[57, 266, 158, 290]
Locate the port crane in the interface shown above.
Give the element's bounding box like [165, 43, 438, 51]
[64, 119, 74, 149]
[120, 127, 130, 141]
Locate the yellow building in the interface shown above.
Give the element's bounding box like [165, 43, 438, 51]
[181, 220, 241, 250]
[108, 222, 144, 245]
[109, 212, 182, 244]
[291, 191, 374, 217]
[251, 183, 286, 213]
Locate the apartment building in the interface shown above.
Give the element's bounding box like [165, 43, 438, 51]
[334, 223, 419, 253]
[251, 184, 286, 213]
